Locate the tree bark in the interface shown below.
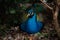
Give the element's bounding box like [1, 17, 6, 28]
[53, 6, 60, 38]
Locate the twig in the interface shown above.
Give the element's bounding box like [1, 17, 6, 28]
[40, 0, 53, 10]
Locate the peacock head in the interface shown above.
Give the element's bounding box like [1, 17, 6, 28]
[27, 9, 35, 18]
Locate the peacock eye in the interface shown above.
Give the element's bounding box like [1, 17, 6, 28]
[32, 12, 34, 15]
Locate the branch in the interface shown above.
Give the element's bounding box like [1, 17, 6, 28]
[40, 0, 53, 10]
[54, 6, 59, 17]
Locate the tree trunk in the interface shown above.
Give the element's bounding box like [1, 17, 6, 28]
[53, 6, 60, 38]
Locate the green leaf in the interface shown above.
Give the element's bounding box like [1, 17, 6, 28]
[24, 0, 30, 3]
[9, 8, 16, 14]
[21, 4, 27, 10]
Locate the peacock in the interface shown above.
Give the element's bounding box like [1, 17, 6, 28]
[20, 4, 44, 34]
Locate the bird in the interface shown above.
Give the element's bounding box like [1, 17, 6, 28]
[20, 8, 44, 34]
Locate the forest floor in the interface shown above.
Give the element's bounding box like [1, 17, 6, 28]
[0, 23, 59, 40]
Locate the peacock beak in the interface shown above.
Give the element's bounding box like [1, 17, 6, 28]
[27, 13, 30, 17]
